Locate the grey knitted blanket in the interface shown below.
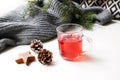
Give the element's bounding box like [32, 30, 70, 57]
[0, 0, 112, 52]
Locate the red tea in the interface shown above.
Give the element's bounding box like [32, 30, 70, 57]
[58, 33, 82, 60]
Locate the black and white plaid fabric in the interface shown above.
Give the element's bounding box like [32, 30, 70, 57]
[77, 0, 120, 20]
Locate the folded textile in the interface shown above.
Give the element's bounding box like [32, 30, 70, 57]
[81, 7, 112, 24]
[0, 0, 112, 52]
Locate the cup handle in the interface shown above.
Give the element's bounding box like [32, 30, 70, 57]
[73, 35, 92, 61]
[82, 35, 92, 54]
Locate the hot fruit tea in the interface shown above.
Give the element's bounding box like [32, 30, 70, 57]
[58, 33, 82, 60]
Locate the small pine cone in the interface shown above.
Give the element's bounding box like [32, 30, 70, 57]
[30, 39, 43, 54]
[38, 49, 53, 65]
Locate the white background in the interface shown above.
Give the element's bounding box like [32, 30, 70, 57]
[0, 0, 25, 16]
[0, 0, 120, 80]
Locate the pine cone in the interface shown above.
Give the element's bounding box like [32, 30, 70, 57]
[30, 39, 43, 54]
[38, 49, 53, 65]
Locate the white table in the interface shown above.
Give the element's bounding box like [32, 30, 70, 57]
[0, 0, 120, 80]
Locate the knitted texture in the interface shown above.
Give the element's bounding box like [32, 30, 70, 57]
[0, 0, 112, 52]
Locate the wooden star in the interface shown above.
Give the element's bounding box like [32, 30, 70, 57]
[16, 51, 35, 66]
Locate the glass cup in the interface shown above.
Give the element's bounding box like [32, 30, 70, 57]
[56, 23, 92, 61]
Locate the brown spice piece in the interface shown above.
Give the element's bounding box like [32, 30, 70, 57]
[16, 51, 35, 66]
[38, 49, 53, 65]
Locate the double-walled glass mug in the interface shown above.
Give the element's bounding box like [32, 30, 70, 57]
[56, 23, 91, 61]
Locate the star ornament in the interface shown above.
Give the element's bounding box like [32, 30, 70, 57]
[16, 51, 35, 66]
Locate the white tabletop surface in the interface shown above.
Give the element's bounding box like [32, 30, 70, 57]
[0, 0, 120, 80]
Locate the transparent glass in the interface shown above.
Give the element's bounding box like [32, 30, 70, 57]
[56, 23, 91, 61]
